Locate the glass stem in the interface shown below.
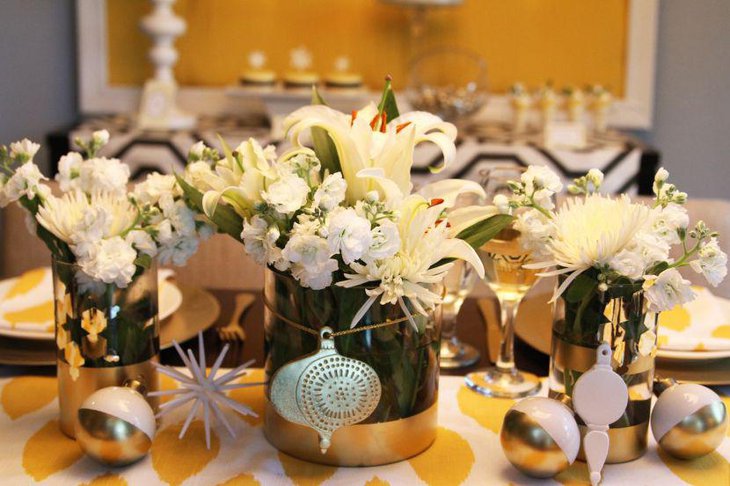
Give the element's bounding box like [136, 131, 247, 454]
[441, 311, 458, 341]
[496, 298, 520, 373]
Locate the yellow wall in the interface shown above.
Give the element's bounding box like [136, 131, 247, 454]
[107, 0, 628, 95]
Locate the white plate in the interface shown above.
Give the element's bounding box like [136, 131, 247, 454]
[0, 269, 183, 341]
[656, 348, 730, 361]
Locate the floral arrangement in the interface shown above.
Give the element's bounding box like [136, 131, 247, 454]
[503, 165, 727, 310]
[0, 131, 212, 377]
[0, 130, 212, 288]
[178, 81, 511, 327]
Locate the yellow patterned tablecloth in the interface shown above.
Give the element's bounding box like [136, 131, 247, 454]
[0, 371, 729, 486]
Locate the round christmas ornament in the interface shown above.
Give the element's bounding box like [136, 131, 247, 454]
[500, 397, 580, 478]
[651, 381, 728, 459]
[269, 326, 382, 454]
[75, 381, 156, 466]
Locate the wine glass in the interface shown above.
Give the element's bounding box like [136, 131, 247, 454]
[465, 166, 542, 398]
[440, 260, 480, 369]
[440, 191, 483, 368]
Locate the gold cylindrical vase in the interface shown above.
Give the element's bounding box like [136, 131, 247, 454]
[52, 258, 160, 438]
[549, 280, 656, 463]
[262, 269, 441, 466]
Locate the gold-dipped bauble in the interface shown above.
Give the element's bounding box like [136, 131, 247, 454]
[500, 397, 580, 478]
[75, 386, 156, 466]
[651, 383, 728, 460]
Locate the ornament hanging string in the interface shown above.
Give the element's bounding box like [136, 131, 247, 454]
[262, 295, 413, 338]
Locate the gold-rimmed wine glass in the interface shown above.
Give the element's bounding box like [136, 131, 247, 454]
[465, 166, 542, 398]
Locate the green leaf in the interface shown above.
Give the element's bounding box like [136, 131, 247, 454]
[175, 174, 244, 239]
[309, 86, 341, 175]
[456, 214, 514, 250]
[216, 134, 240, 171]
[377, 76, 400, 122]
[564, 273, 598, 303]
[134, 253, 152, 269]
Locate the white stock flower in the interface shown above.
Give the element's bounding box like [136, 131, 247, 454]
[134, 173, 181, 206]
[493, 194, 511, 214]
[126, 230, 157, 257]
[282, 232, 338, 289]
[3, 162, 47, 203]
[650, 203, 689, 245]
[188, 141, 206, 159]
[57, 152, 83, 192]
[609, 248, 646, 280]
[365, 220, 400, 262]
[643, 268, 695, 312]
[261, 173, 310, 215]
[78, 158, 130, 195]
[9, 139, 40, 160]
[523, 165, 563, 193]
[326, 208, 372, 264]
[690, 238, 728, 287]
[78, 236, 137, 288]
[313, 172, 347, 211]
[92, 129, 110, 146]
[587, 168, 604, 186]
[241, 216, 283, 267]
[282, 232, 333, 270]
[513, 208, 554, 258]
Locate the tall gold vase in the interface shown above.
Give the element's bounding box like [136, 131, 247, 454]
[549, 279, 656, 463]
[262, 269, 441, 466]
[52, 258, 160, 438]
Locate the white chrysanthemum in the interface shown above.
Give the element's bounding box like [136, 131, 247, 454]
[545, 194, 650, 270]
[261, 173, 310, 215]
[533, 194, 652, 299]
[325, 207, 372, 264]
[36, 191, 138, 245]
[643, 268, 695, 312]
[690, 237, 728, 287]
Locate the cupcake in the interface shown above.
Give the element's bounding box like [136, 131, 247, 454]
[324, 56, 363, 90]
[240, 51, 277, 88]
[284, 46, 319, 89]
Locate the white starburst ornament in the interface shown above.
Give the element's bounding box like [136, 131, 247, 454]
[148, 333, 264, 449]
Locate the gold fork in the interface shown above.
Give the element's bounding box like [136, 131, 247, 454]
[217, 292, 256, 342]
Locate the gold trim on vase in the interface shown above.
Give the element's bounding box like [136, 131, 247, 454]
[549, 336, 655, 463]
[577, 423, 649, 463]
[263, 399, 438, 466]
[58, 359, 159, 438]
[551, 335, 654, 374]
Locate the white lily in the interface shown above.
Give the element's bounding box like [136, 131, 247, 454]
[338, 193, 485, 328]
[284, 102, 457, 203]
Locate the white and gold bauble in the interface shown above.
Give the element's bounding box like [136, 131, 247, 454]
[75, 385, 156, 466]
[500, 397, 580, 478]
[270, 327, 382, 454]
[651, 382, 728, 459]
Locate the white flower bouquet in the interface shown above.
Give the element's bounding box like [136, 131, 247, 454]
[503, 164, 728, 460]
[177, 81, 511, 462]
[0, 131, 212, 376]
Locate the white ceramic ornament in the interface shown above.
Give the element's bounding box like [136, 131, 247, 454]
[651, 382, 728, 459]
[501, 397, 581, 478]
[572, 343, 628, 486]
[75, 385, 156, 466]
